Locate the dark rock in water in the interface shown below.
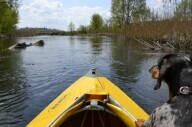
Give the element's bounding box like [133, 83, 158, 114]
[17, 42, 28, 48]
[33, 40, 45, 46]
[8, 40, 45, 50]
[9, 42, 28, 50]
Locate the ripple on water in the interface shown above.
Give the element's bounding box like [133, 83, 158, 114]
[0, 88, 28, 127]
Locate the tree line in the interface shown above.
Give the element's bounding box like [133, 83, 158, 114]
[73, 0, 151, 33]
[0, 0, 18, 36]
[73, 0, 192, 50]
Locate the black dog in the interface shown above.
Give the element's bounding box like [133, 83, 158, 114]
[141, 54, 192, 127]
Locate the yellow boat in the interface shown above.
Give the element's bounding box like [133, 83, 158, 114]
[27, 69, 149, 127]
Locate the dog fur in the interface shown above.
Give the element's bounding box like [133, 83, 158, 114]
[143, 54, 192, 127]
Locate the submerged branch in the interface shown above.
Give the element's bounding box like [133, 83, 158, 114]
[134, 38, 179, 51]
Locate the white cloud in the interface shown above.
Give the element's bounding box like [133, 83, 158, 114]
[147, 0, 176, 16]
[18, 0, 110, 30]
[147, 0, 164, 10]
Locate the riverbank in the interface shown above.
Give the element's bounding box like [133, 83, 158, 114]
[61, 20, 192, 51]
[3, 19, 192, 51]
[117, 19, 192, 51]
[2, 32, 191, 52]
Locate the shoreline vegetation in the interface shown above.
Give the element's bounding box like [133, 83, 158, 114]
[0, 0, 18, 38]
[0, 0, 192, 51]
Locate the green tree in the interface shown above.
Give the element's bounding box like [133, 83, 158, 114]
[77, 25, 88, 34]
[111, 0, 150, 26]
[90, 14, 104, 31]
[0, 0, 18, 34]
[175, 0, 192, 19]
[68, 22, 75, 33]
[111, 0, 124, 27]
[7, 0, 19, 9]
[132, 0, 151, 22]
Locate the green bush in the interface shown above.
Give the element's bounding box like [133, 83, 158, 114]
[0, 0, 18, 34]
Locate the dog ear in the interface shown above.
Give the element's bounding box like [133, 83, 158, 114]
[149, 65, 162, 90]
[149, 65, 159, 79]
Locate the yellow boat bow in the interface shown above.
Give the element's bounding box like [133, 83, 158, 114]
[27, 69, 149, 127]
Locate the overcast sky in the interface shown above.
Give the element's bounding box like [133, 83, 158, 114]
[18, 0, 164, 30]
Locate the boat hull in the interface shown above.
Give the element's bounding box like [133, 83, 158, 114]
[27, 76, 149, 127]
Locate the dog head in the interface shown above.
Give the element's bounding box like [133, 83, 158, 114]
[149, 54, 192, 99]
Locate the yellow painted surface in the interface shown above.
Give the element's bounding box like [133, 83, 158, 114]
[27, 76, 149, 127]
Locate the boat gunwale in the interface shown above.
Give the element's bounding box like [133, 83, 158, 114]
[48, 93, 138, 127]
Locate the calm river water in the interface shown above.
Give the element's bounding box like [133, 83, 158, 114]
[0, 36, 169, 127]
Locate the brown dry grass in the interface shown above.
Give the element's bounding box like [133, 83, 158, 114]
[117, 19, 192, 50]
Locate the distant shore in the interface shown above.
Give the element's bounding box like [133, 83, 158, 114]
[1, 26, 192, 52]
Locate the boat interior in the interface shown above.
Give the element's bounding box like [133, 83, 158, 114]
[60, 100, 127, 127]
[60, 110, 127, 127]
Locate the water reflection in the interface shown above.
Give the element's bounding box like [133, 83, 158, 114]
[0, 38, 29, 127]
[89, 36, 103, 55]
[110, 39, 145, 83]
[0, 36, 168, 127]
